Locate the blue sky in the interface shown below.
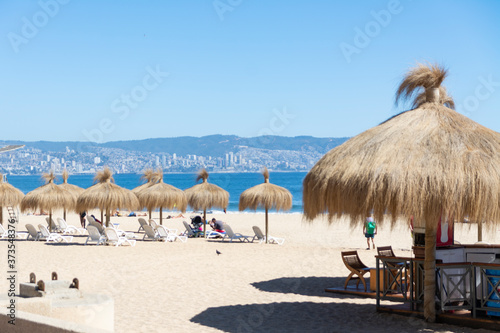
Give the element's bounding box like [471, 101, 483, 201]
[1, 0, 499, 143]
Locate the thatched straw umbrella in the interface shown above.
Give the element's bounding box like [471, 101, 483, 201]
[0, 174, 24, 225]
[239, 168, 292, 243]
[132, 169, 158, 219]
[59, 169, 84, 221]
[76, 167, 139, 227]
[184, 169, 229, 235]
[303, 63, 500, 322]
[21, 172, 76, 232]
[136, 170, 187, 225]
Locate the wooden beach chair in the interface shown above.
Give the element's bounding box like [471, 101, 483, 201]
[341, 251, 371, 292]
[377, 245, 409, 292]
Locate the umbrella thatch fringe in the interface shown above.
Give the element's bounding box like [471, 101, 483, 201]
[0, 173, 24, 207]
[396, 63, 448, 106]
[77, 167, 139, 212]
[239, 168, 292, 211]
[304, 63, 500, 230]
[21, 171, 75, 213]
[185, 169, 228, 211]
[136, 170, 187, 212]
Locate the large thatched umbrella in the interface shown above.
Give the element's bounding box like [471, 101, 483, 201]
[239, 168, 292, 243]
[0, 174, 24, 225]
[132, 169, 158, 219]
[76, 167, 139, 227]
[136, 170, 187, 225]
[59, 169, 84, 221]
[303, 63, 500, 322]
[21, 172, 76, 232]
[184, 169, 229, 235]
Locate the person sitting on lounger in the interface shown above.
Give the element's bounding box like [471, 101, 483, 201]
[210, 218, 225, 233]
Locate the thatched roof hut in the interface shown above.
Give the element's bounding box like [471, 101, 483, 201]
[239, 168, 292, 243]
[0, 174, 24, 225]
[302, 63, 500, 322]
[136, 170, 187, 224]
[21, 172, 76, 232]
[76, 167, 139, 226]
[184, 169, 229, 234]
[59, 169, 84, 221]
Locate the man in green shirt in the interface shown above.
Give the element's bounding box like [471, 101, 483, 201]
[363, 216, 377, 249]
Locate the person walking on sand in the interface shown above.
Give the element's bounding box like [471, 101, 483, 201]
[363, 216, 377, 249]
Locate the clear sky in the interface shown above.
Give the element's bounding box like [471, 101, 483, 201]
[1, 0, 499, 143]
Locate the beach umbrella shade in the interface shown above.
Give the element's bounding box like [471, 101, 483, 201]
[132, 168, 159, 219]
[302, 63, 500, 322]
[21, 172, 76, 232]
[136, 170, 187, 225]
[239, 168, 292, 243]
[184, 169, 229, 235]
[59, 169, 84, 221]
[0, 173, 24, 225]
[76, 167, 139, 227]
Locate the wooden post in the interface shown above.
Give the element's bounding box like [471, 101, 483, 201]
[160, 207, 163, 225]
[265, 208, 269, 244]
[203, 209, 207, 236]
[423, 219, 437, 322]
[478, 221, 483, 242]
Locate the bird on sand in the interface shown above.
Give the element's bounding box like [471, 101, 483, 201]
[216, 250, 221, 256]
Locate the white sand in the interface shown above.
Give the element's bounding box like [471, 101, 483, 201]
[1, 211, 498, 332]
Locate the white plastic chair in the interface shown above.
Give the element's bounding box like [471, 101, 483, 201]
[38, 224, 73, 243]
[107, 221, 135, 239]
[85, 225, 106, 245]
[45, 217, 62, 232]
[104, 228, 136, 247]
[143, 225, 162, 241]
[57, 217, 86, 235]
[0, 223, 27, 239]
[251, 226, 285, 245]
[26, 224, 41, 241]
[137, 218, 148, 232]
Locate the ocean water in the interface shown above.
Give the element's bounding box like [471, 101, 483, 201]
[6, 172, 307, 213]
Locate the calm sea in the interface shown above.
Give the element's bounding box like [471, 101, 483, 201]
[6, 172, 307, 213]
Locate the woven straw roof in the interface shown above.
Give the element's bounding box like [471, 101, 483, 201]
[239, 168, 292, 211]
[184, 169, 229, 211]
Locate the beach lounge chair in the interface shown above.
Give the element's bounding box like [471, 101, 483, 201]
[251, 226, 285, 245]
[137, 218, 148, 232]
[85, 225, 106, 245]
[38, 224, 73, 243]
[45, 217, 62, 232]
[26, 224, 41, 241]
[107, 221, 135, 239]
[149, 219, 178, 235]
[104, 228, 136, 247]
[182, 221, 202, 238]
[157, 225, 187, 243]
[57, 217, 86, 235]
[143, 225, 162, 241]
[1, 223, 28, 239]
[341, 251, 371, 292]
[89, 220, 105, 235]
[222, 224, 251, 243]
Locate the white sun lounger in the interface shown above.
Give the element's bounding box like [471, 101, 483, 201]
[85, 225, 106, 245]
[104, 228, 136, 247]
[57, 217, 86, 235]
[251, 226, 285, 245]
[38, 224, 73, 243]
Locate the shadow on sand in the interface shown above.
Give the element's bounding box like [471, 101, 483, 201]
[251, 276, 346, 298]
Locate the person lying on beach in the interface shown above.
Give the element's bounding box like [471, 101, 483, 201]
[166, 213, 185, 219]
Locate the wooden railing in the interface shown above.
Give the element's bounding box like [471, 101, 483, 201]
[375, 256, 500, 317]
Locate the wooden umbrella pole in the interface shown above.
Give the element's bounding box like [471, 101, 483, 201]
[101, 211, 104, 226]
[149, 210, 152, 220]
[423, 219, 437, 322]
[203, 209, 207, 236]
[106, 209, 110, 227]
[478, 221, 483, 242]
[49, 211, 53, 233]
[0, 207, 3, 225]
[265, 208, 269, 244]
[63, 209, 67, 222]
[160, 207, 163, 225]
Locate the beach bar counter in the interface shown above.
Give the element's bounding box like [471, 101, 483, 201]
[375, 224, 500, 323]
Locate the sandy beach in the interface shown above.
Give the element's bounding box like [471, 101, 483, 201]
[1, 211, 498, 333]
